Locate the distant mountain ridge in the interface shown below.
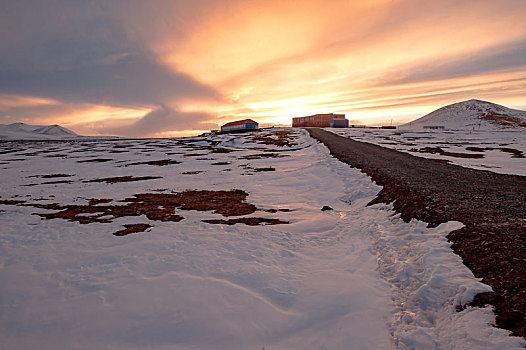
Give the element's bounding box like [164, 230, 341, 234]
[0, 122, 80, 140]
[403, 99, 526, 130]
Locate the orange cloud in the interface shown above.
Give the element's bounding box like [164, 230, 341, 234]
[2, 1, 526, 134]
[144, 0, 526, 126]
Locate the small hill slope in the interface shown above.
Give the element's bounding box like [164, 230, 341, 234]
[0, 123, 80, 140]
[403, 99, 526, 130]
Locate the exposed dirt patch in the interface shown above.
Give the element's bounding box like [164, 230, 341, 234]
[23, 181, 66, 187]
[499, 148, 525, 158]
[466, 147, 486, 152]
[308, 128, 526, 338]
[123, 190, 257, 217]
[76, 158, 113, 163]
[481, 112, 526, 128]
[253, 167, 276, 172]
[210, 147, 234, 153]
[183, 153, 208, 157]
[126, 159, 181, 166]
[14, 190, 275, 236]
[0, 199, 26, 205]
[249, 130, 297, 147]
[211, 162, 231, 165]
[411, 146, 484, 159]
[88, 198, 113, 205]
[202, 218, 288, 226]
[83, 176, 162, 184]
[466, 146, 525, 158]
[181, 171, 203, 175]
[28, 174, 74, 179]
[239, 153, 287, 160]
[114, 224, 152, 236]
[263, 208, 291, 213]
[40, 180, 73, 185]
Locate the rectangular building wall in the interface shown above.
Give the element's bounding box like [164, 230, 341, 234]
[293, 114, 346, 127]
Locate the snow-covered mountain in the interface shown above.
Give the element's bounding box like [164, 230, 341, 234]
[0, 122, 80, 140]
[402, 99, 526, 130]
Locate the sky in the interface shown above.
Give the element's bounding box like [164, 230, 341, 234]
[1, 0, 526, 137]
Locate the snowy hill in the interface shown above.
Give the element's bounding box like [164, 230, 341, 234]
[0, 123, 80, 140]
[402, 99, 526, 130]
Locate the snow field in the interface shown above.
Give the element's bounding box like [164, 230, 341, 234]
[0, 129, 524, 349]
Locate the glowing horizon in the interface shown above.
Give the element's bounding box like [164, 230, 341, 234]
[1, 1, 526, 137]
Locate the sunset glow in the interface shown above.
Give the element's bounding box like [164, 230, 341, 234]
[1, 0, 525, 136]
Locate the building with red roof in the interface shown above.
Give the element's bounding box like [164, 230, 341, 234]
[220, 119, 259, 133]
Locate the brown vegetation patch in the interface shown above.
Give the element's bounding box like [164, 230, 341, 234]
[126, 159, 181, 166]
[466, 146, 525, 158]
[88, 198, 112, 205]
[183, 153, 208, 157]
[210, 147, 234, 153]
[76, 158, 113, 163]
[202, 218, 288, 226]
[123, 190, 257, 217]
[499, 148, 525, 158]
[411, 146, 484, 159]
[0, 199, 26, 205]
[28, 174, 75, 179]
[249, 130, 297, 147]
[33, 196, 185, 225]
[466, 147, 485, 152]
[3, 190, 289, 236]
[41, 180, 73, 185]
[45, 154, 68, 158]
[482, 112, 526, 128]
[263, 208, 292, 213]
[253, 167, 275, 172]
[114, 224, 152, 236]
[83, 176, 162, 184]
[239, 153, 286, 160]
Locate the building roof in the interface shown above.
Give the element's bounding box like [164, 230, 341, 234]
[221, 119, 258, 128]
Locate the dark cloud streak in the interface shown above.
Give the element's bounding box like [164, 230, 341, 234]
[378, 39, 526, 86]
[104, 105, 217, 137]
[0, 53, 220, 107]
[0, 0, 221, 134]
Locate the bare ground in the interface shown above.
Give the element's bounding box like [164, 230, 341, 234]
[307, 128, 526, 338]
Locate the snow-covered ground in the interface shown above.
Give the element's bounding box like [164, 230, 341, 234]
[328, 128, 526, 176]
[0, 129, 524, 349]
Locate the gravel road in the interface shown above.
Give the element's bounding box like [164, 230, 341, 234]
[308, 128, 526, 338]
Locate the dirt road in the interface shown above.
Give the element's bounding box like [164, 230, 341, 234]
[308, 128, 526, 338]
